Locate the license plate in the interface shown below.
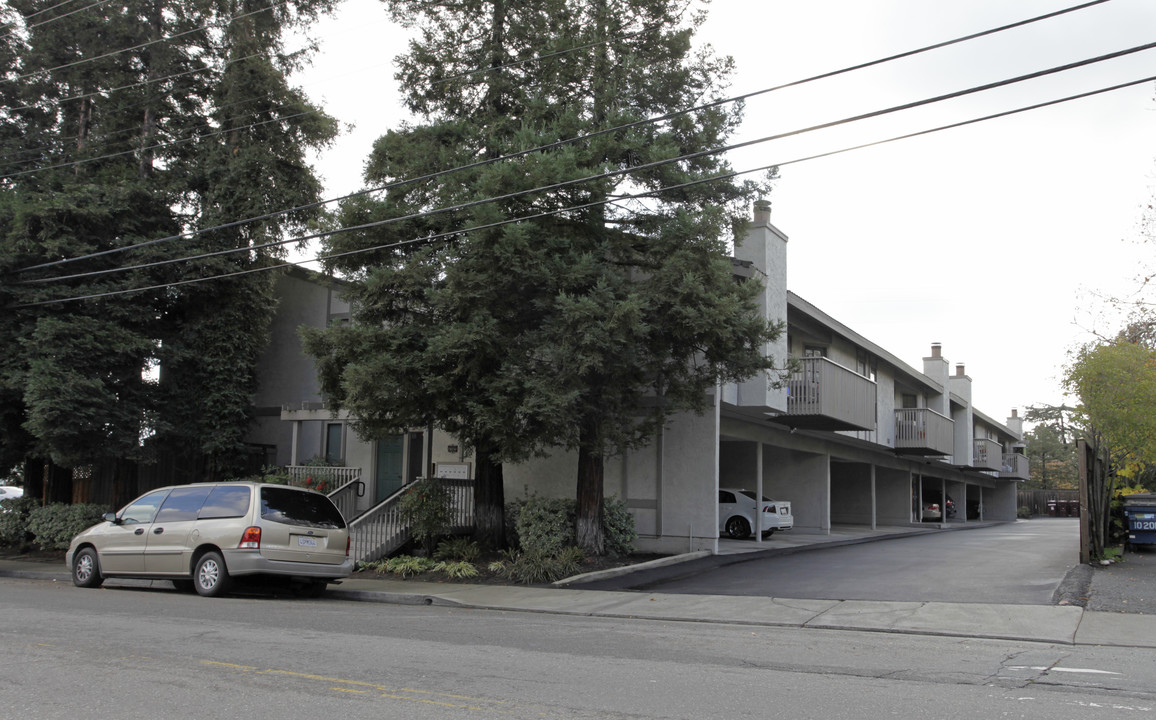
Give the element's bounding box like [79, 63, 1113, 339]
[297, 536, 318, 548]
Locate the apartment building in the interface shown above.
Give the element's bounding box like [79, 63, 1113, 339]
[257, 204, 1027, 556]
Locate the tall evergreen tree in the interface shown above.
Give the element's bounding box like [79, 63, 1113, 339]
[0, 0, 336, 487]
[306, 0, 778, 551]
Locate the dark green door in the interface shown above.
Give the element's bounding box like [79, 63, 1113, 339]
[375, 435, 404, 503]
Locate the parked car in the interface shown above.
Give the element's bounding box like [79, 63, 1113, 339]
[718, 488, 793, 540]
[923, 490, 956, 519]
[66, 482, 353, 597]
[921, 500, 941, 521]
[0, 485, 23, 505]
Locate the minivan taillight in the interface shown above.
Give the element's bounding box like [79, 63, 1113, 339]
[239, 526, 261, 549]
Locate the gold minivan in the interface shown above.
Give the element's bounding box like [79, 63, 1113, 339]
[66, 482, 353, 597]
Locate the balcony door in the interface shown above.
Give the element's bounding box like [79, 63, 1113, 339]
[375, 435, 404, 503]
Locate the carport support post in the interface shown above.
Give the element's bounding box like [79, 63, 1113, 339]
[755, 442, 764, 542]
[870, 464, 877, 530]
[940, 478, 947, 524]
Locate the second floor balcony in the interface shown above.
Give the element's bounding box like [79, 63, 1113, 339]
[1001, 452, 1030, 480]
[770, 356, 877, 432]
[894, 408, 954, 456]
[972, 438, 1003, 472]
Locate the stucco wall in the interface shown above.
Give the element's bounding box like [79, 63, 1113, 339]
[762, 446, 829, 533]
[830, 463, 873, 525]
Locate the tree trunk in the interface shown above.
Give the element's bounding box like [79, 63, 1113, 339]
[575, 420, 605, 555]
[473, 442, 506, 549]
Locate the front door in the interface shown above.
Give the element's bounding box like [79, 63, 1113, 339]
[375, 435, 404, 503]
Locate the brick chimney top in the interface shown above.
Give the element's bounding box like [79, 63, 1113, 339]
[1011, 408, 1018, 419]
[931, 343, 941, 358]
[955, 363, 966, 377]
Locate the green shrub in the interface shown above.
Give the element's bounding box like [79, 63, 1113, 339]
[27, 503, 108, 550]
[496, 547, 563, 584]
[434, 537, 481, 563]
[0, 496, 39, 548]
[384, 555, 437, 577]
[433, 560, 480, 579]
[509, 494, 637, 557]
[399, 478, 452, 553]
[555, 546, 585, 577]
[514, 496, 574, 556]
[1017, 506, 1032, 519]
[602, 496, 637, 557]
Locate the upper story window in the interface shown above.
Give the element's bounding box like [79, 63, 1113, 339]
[856, 349, 877, 381]
[803, 345, 827, 358]
[901, 393, 918, 409]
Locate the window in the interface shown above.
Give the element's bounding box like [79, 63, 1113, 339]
[325, 423, 343, 464]
[199, 486, 251, 519]
[260, 487, 346, 529]
[902, 394, 918, 409]
[803, 345, 826, 358]
[155, 486, 212, 523]
[119, 490, 169, 525]
[856, 349, 877, 381]
[719, 490, 737, 504]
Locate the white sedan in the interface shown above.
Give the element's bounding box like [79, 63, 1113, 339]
[719, 488, 793, 540]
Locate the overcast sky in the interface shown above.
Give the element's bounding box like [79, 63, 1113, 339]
[291, 0, 1156, 426]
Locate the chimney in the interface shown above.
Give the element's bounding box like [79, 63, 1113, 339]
[956, 363, 966, 377]
[753, 199, 771, 225]
[931, 343, 941, 358]
[1011, 408, 1018, 419]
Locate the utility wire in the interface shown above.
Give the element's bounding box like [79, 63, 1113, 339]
[10, 0, 292, 82]
[7, 0, 1114, 275]
[19, 46, 1155, 286]
[16, 71, 1153, 308]
[0, 110, 312, 179]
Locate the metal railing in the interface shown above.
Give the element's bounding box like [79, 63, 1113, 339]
[347, 478, 475, 565]
[893, 408, 954, 455]
[785, 356, 877, 430]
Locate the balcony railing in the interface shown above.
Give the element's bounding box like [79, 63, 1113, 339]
[774, 356, 877, 431]
[1001, 452, 1030, 480]
[894, 408, 954, 455]
[972, 438, 1003, 471]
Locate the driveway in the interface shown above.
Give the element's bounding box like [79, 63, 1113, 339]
[599, 518, 1081, 605]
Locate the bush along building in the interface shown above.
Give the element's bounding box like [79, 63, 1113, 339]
[264, 203, 1027, 561]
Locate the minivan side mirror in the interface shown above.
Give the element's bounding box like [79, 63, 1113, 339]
[103, 512, 121, 524]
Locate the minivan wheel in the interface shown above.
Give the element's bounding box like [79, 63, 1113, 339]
[725, 516, 751, 540]
[193, 551, 232, 597]
[72, 547, 104, 588]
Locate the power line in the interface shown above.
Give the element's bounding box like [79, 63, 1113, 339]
[8, 0, 1115, 275]
[0, 110, 312, 179]
[17, 54, 1155, 292]
[16, 72, 1154, 308]
[10, 0, 292, 83]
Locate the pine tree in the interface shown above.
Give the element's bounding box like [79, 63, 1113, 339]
[307, 0, 779, 552]
[0, 0, 336, 485]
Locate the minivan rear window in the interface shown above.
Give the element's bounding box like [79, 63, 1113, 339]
[260, 487, 346, 529]
[199, 486, 252, 519]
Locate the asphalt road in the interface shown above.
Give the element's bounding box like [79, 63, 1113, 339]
[589, 519, 1088, 605]
[5, 575, 1156, 720]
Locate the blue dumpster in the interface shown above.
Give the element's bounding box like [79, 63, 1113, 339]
[1124, 494, 1156, 546]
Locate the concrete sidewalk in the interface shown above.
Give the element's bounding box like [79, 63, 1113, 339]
[3, 535, 1154, 650]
